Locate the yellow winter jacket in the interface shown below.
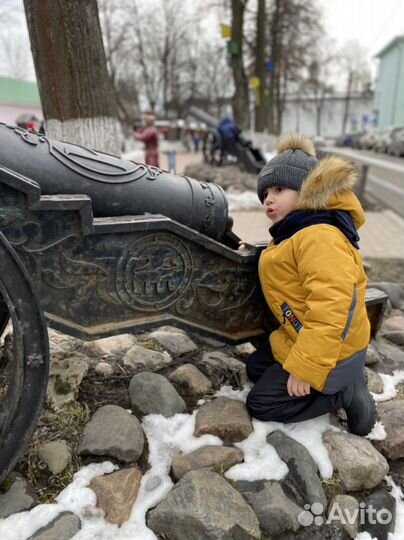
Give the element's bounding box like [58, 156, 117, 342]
[259, 156, 371, 393]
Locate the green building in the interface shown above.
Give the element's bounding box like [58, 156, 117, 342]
[0, 76, 42, 125]
[374, 35, 404, 128]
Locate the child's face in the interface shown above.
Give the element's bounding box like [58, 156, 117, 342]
[263, 186, 299, 224]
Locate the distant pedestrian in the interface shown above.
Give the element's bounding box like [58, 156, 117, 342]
[192, 132, 201, 152]
[135, 111, 160, 167]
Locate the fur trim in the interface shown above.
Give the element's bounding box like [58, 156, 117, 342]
[277, 133, 316, 157]
[297, 156, 358, 210]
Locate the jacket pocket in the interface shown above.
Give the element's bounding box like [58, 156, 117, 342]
[341, 285, 357, 341]
[281, 302, 303, 333]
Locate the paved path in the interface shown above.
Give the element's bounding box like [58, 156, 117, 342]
[231, 209, 404, 259]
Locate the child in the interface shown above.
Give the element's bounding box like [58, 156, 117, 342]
[243, 133, 376, 436]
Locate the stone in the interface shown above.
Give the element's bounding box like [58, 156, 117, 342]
[168, 364, 212, 396]
[197, 351, 247, 388]
[365, 368, 384, 394]
[94, 361, 114, 377]
[197, 335, 227, 348]
[371, 340, 404, 374]
[362, 489, 396, 540]
[79, 334, 137, 358]
[90, 467, 142, 525]
[194, 397, 253, 442]
[149, 328, 198, 356]
[266, 431, 327, 508]
[328, 495, 359, 538]
[235, 342, 256, 358]
[48, 328, 80, 353]
[171, 445, 244, 480]
[38, 440, 71, 475]
[28, 512, 81, 540]
[374, 400, 404, 459]
[369, 282, 404, 309]
[123, 345, 172, 371]
[47, 352, 89, 409]
[275, 523, 351, 540]
[0, 474, 36, 519]
[78, 405, 144, 463]
[384, 315, 404, 333]
[237, 480, 303, 537]
[322, 431, 389, 491]
[147, 469, 261, 540]
[365, 343, 381, 366]
[129, 372, 186, 417]
[381, 330, 404, 347]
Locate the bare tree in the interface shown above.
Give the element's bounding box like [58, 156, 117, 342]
[337, 41, 372, 134]
[23, 0, 120, 153]
[98, 0, 141, 135]
[254, 0, 267, 131]
[231, 0, 250, 129]
[0, 2, 34, 81]
[272, 0, 323, 134]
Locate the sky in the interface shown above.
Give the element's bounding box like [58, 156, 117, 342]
[320, 0, 404, 59]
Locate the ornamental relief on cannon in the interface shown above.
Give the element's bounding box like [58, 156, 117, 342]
[115, 234, 193, 311]
[12, 229, 259, 322]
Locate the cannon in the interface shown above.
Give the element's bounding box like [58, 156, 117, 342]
[0, 122, 387, 484]
[189, 106, 266, 173]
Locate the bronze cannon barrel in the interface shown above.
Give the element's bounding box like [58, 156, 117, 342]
[0, 123, 229, 241]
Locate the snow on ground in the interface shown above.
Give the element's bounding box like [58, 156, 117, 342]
[366, 420, 387, 441]
[225, 188, 262, 212]
[2, 372, 404, 540]
[372, 370, 404, 403]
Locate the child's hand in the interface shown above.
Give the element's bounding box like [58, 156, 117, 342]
[238, 240, 253, 251]
[287, 374, 311, 397]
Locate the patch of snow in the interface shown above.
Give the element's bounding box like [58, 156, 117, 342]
[225, 419, 289, 482]
[225, 189, 262, 211]
[366, 420, 387, 441]
[372, 370, 404, 402]
[214, 383, 253, 401]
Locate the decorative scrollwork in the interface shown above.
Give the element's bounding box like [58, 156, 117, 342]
[115, 234, 193, 312]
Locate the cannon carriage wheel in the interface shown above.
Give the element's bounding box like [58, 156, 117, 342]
[0, 232, 49, 485]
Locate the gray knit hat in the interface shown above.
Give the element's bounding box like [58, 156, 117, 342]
[257, 133, 319, 203]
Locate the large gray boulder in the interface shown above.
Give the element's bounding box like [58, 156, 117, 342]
[374, 400, 404, 459]
[322, 431, 389, 491]
[267, 431, 327, 508]
[237, 480, 303, 537]
[78, 405, 144, 463]
[28, 512, 81, 540]
[147, 469, 261, 540]
[129, 372, 186, 417]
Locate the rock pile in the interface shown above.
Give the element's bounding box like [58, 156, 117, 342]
[0, 282, 403, 540]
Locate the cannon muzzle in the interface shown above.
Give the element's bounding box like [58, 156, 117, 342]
[0, 123, 229, 241]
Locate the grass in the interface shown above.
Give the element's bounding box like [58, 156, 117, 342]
[15, 401, 90, 502]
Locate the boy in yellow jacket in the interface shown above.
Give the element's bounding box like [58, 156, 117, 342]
[245, 133, 376, 436]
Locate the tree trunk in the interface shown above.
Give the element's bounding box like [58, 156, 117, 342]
[231, 0, 249, 130]
[23, 0, 120, 154]
[254, 0, 267, 132]
[267, 0, 280, 134]
[342, 70, 353, 134]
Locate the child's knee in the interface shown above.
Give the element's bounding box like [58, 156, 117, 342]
[246, 387, 277, 421]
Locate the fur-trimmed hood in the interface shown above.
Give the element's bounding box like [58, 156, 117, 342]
[296, 155, 365, 229]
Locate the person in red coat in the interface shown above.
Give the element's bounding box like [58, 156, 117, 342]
[135, 111, 160, 167]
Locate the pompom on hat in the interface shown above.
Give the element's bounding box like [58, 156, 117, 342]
[257, 133, 319, 203]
